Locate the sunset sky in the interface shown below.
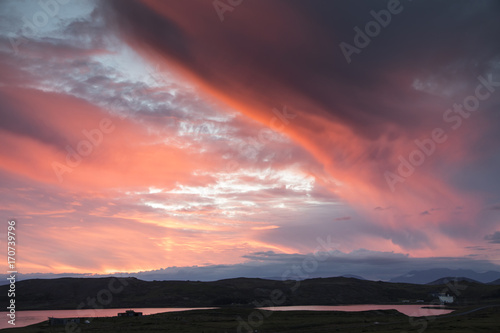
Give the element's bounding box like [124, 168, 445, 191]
[1, 0, 500, 281]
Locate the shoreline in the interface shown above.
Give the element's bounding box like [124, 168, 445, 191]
[2, 305, 499, 333]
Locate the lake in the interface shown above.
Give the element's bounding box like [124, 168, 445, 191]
[259, 304, 454, 317]
[0, 307, 215, 329]
[0, 304, 454, 329]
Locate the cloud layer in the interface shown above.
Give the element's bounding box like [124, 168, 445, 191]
[0, 0, 499, 277]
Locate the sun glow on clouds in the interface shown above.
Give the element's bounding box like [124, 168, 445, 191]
[138, 168, 317, 222]
[0, 0, 499, 277]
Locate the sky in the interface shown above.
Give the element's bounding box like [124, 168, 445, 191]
[0, 0, 500, 281]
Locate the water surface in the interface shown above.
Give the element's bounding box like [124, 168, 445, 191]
[0, 304, 454, 329]
[259, 304, 454, 317]
[0, 307, 215, 329]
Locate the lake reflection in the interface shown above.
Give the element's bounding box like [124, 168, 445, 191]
[0, 307, 215, 329]
[259, 304, 454, 317]
[0, 304, 454, 329]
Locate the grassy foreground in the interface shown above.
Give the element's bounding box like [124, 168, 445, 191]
[2, 306, 500, 333]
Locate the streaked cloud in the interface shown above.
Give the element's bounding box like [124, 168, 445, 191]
[0, 0, 499, 278]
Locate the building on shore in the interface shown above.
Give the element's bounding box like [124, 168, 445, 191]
[117, 310, 143, 317]
[438, 294, 454, 304]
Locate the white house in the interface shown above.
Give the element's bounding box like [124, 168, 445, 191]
[438, 294, 454, 304]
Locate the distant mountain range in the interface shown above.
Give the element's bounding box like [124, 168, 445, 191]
[427, 277, 481, 285]
[263, 274, 366, 281]
[488, 278, 500, 285]
[2, 269, 499, 286]
[389, 269, 500, 284]
[339, 274, 366, 280]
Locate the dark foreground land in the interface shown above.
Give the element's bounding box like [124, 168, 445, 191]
[2, 277, 499, 332]
[3, 305, 500, 333]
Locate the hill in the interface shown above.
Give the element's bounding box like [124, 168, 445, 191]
[1, 276, 500, 310]
[488, 278, 500, 285]
[428, 277, 482, 285]
[389, 269, 500, 284]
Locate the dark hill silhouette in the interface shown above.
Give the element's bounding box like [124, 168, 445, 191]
[1, 276, 500, 310]
[389, 269, 500, 284]
[488, 278, 500, 285]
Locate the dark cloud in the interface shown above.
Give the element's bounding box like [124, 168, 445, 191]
[2, 248, 498, 283]
[465, 246, 488, 251]
[106, 0, 500, 138]
[0, 91, 68, 148]
[102, 0, 500, 204]
[485, 231, 500, 244]
[489, 204, 500, 210]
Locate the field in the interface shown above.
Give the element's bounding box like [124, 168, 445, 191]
[3, 305, 499, 333]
